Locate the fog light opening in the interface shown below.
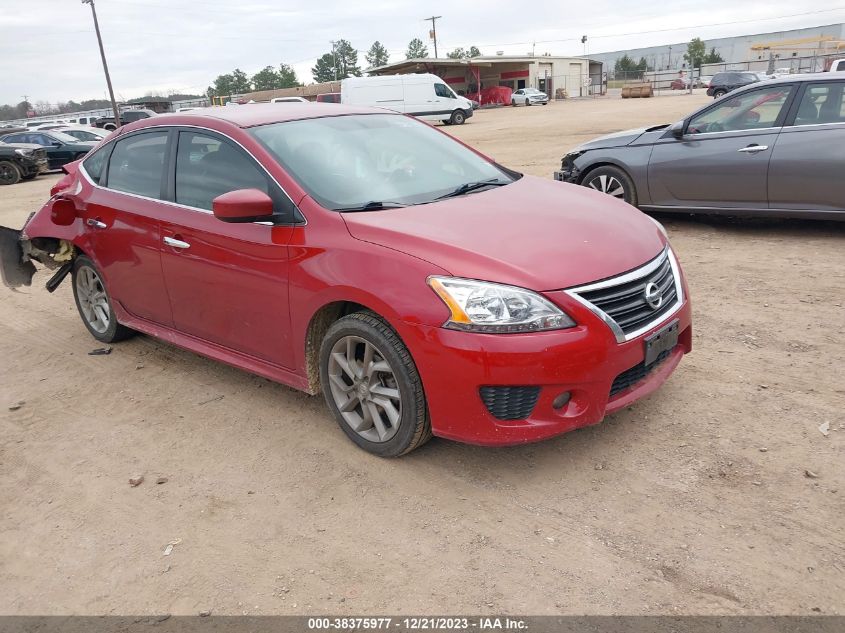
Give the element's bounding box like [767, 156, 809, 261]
[552, 391, 572, 410]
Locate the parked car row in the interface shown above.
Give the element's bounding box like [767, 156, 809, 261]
[555, 73, 845, 220]
[0, 130, 98, 174]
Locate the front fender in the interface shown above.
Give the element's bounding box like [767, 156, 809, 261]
[574, 145, 654, 204]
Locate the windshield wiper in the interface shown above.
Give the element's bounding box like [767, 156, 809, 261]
[335, 201, 408, 212]
[434, 179, 509, 200]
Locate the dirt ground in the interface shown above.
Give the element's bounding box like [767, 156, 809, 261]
[1, 95, 843, 616]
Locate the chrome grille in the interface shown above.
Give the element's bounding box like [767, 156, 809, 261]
[566, 249, 683, 343]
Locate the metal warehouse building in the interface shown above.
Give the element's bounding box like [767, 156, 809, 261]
[368, 55, 604, 99]
[591, 22, 845, 72]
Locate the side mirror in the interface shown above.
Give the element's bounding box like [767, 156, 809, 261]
[212, 188, 274, 223]
[669, 120, 685, 139]
[51, 198, 77, 226]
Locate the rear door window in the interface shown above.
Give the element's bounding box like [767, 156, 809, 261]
[792, 82, 845, 125]
[83, 147, 109, 183]
[105, 131, 168, 198]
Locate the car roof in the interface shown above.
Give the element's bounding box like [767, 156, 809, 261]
[140, 103, 388, 129]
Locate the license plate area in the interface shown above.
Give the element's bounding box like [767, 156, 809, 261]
[644, 319, 679, 366]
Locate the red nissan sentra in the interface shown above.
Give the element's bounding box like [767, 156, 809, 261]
[0, 104, 691, 456]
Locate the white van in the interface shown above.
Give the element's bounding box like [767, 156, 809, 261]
[341, 73, 474, 125]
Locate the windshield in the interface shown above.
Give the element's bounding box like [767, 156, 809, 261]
[250, 113, 514, 210]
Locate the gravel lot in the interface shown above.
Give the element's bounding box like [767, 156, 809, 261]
[1, 95, 843, 616]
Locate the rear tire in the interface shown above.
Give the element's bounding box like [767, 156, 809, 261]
[581, 165, 638, 207]
[72, 255, 134, 343]
[319, 312, 431, 457]
[0, 161, 21, 186]
[450, 109, 466, 125]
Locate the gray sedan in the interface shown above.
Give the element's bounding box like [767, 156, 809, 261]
[554, 74, 845, 220]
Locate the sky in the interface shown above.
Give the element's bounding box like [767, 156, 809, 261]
[1, 0, 843, 105]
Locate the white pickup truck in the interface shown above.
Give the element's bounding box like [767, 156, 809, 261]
[828, 59, 845, 72]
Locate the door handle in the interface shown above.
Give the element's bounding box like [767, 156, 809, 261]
[737, 145, 769, 153]
[85, 218, 107, 229]
[163, 236, 190, 249]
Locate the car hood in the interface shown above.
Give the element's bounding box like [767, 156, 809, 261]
[341, 175, 665, 291]
[572, 125, 669, 151]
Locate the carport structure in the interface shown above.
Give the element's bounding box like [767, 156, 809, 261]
[367, 55, 604, 100]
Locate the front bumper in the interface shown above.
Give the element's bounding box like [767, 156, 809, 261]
[18, 156, 48, 177]
[398, 294, 692, 446]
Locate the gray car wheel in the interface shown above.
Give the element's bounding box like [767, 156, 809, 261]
[319, 312, 431, 457]
[582, 166, 638, 207]
[72, 255, 134, 343]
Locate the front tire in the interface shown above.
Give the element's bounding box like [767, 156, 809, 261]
[713, 89, 727, 98]
[319, 312, 431, 457]
[525, 98, 530, 106]
[72, 255, 134, 343]
[0, 161, 21, 186]
[581, 165, 638, 207]
[450, 109, 466, 125]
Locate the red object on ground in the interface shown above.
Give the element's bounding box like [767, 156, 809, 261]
[18, 103, 691, 447]
[467, 86, 513, 106]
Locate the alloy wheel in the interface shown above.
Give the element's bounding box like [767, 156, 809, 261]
[587, 174, 626, 199]
[75, 265, 111, 334]
[327, 335, 402, 443]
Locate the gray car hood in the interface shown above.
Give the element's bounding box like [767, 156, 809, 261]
[572, 124, 670, 152]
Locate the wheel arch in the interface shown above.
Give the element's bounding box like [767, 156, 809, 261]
[576, 160, 630, 184]
[303, 298, 397, 395]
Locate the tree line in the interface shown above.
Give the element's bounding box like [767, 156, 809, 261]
[209, 38, 483, 97]
[0, 93, 204, 122]
[615, 37, 724, 77]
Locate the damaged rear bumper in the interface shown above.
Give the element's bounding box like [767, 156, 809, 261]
[0, 224, 74, 290]
[0, 226, 36, 289]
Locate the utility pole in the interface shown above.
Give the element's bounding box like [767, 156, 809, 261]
[424, 16, 441, 58]
[81, 0, 120, 126]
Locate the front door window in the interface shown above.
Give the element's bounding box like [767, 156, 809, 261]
[687, 86, 792, 134]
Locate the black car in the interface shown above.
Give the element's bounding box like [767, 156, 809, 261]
[0, 142, 49, 185]
[95, 109, 156, 131]
[706, 71, 764, 98]
[0, 131, 96, 170]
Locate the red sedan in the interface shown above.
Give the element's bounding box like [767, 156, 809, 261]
[1, 104, 692, 456]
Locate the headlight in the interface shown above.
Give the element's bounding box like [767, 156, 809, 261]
[14, 148, 33, 157]
[561, 150, 584, 170]
[428, 276, 576, 333]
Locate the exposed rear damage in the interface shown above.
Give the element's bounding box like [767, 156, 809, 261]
[1, 159, 83, 291]
[0, 221, 75, 291]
